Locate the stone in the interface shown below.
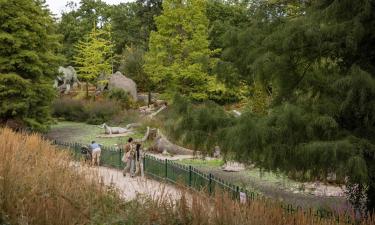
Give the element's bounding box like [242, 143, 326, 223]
[108, 71, 137, 101]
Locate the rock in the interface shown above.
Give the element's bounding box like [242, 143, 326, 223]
[108, 71, 137, 101]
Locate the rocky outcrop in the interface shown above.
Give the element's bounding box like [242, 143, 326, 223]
[108, 71, 137, 101]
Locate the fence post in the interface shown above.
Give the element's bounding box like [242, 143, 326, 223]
[143, 154, 146, 174]
[119, 149, 122, 168]
[165, 159, 168, 179]
[189, 165, 192, 187]
[209, 173, 212, 195]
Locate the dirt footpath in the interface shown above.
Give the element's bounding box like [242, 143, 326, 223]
[76, 164, 183, 201]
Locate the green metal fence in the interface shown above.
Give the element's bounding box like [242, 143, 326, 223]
[52, 140, 348, 222]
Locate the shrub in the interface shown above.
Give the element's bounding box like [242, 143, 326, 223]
[85, 101, 121, 124]
[52, 98, 87, 122]
[106, 88, 132, 109]
[52, 98, 121, 124]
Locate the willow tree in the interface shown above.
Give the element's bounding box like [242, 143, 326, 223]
[74, 27, 113, 97]
[144, 0, 218, 101]
[0, 0, 62, 131]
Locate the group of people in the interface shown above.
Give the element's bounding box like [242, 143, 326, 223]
[84, 138, 143, 178]
[122, 137, 143, 177]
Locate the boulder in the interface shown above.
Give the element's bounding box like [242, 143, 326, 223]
[108, 71, 137, 101]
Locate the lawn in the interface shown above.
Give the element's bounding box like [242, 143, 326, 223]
[47, 121, 146, 147]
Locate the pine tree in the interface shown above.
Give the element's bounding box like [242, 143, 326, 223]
[0, 0, 62, 131]
[144, 0, 218, 101]
[74, 26, 113, 97]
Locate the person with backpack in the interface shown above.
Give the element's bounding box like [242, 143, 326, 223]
[90, 141, 101, 166]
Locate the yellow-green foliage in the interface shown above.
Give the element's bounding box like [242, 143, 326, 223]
[144, 0, 219, 101]
[74, 26, 113, 85]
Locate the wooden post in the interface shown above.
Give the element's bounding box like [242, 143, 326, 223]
[165, 159, 168, 179]
[209, 173, 212, 194]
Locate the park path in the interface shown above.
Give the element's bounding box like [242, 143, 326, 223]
[77, 164, 184, 201]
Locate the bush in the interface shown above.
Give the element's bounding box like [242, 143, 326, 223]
[52, 98, 121, 124]
[106, 88, 132, 109]
[85, 101, 121, 124]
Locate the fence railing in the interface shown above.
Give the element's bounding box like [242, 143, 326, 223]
[52, 140, 347, 222]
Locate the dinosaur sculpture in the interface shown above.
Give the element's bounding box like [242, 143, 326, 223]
[53, 66, 80, 94]
[100, 123, 132, 135]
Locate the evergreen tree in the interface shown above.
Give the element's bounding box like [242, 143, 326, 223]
[0, 0, 62, 131]
[144, 0, 218, 100]
[58, 0, 111, 62]
[169, 0, 375, 211]
[74, 26, 113, 97]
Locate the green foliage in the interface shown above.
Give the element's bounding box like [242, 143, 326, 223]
[52, 98, 121, 124]
[144, 0, 219, 101]
[74, 26, 113, 92]
[165, 95, 235, 152]
[119, 46, 150, 91]
[0, 0, 61, 131]
[58, 0, 111, 62]
[106, 88, 132, 109]
[111, 0, 162, 54]
[208, 0, 375, 211]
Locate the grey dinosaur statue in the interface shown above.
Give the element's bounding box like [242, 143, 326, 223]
[99, 123, 133, 135]
[53, 66, 80, 94]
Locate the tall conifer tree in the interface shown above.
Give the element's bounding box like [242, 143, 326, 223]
[0, 0, 62, 131]
[144, 0, 217, 100]
[74, 27, 113, 97]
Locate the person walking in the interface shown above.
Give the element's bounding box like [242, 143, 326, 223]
[134, 143, 144, 177]
[90, 141, 101, 166]
[122, 138, 135, 177]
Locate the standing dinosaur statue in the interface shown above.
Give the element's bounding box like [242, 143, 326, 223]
[53, 66, 80, 94]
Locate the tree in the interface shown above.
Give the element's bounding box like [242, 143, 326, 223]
[169, 0, 375, 212]
[74, 27, 113, 97]
[58, 0, 111, 63]
[0, 0, 62, 131]
[119, 46, 150, 92]
[219, 0, 375, 212]
[144, 0, 218, 101]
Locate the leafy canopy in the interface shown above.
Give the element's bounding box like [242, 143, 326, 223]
[74, 26, 113, 87]
[144, 0, 219, 101]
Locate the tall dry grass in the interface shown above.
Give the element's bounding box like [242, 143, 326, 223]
[0, 127, 374, 225]
[0, 128, 126, 225]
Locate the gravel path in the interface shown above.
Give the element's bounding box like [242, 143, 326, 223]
[78, 164, 183, 201]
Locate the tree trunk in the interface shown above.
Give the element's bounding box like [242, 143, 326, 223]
[85, 81, 89, 98]
[148, 90, 152, 107]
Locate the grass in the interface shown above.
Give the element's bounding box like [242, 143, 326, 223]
[1, 127, 374, 225]
[179, 158, 225, 167]
[48, 121, 145, 147]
